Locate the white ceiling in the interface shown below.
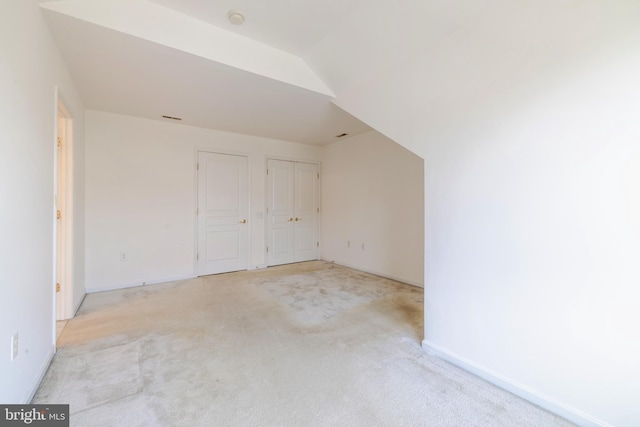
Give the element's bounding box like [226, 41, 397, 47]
[40, 0, 370, 145]
[149, 0, 362, 56]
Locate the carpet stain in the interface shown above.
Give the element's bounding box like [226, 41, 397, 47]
[33, 261, 575, 427]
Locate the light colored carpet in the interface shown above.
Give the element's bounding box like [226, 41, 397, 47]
[34, 261, 574, 427]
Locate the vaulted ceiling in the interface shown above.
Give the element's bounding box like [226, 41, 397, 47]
[40, 0, 370, 145]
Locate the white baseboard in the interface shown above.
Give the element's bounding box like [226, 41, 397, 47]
[322, 259, 423, 288]
[422, 340, 610, 427]
[25, 345, 55, 403]
[87, 274, 197, 293]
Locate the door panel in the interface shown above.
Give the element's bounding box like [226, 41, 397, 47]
[198, 152, 249, 275]
[206, 231, 239, 261]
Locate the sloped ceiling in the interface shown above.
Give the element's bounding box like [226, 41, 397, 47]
[40, 0, 370, 145]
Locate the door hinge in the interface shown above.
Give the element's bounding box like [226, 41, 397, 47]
[266, 246, 269, 253]
[56, 210, 61, 219]
[317, 172, 320, 179]
[57, 137, 62, 148]
[197, 253, 199, 260]
[266, 207, 269, 214]
[317, 242, 319, 247]
[197, 163, 199, 170]
[266, 169, 269, 175]
[317, 207, 319, 213]
[197, 207, 199, 215]
[56, 283, 60, 292]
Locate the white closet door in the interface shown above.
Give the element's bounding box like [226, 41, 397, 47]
[294, 162, 319, 262]
[267, 159, 319, 266]
[197, 152, 249, 275]
[266, 159, 295, 266]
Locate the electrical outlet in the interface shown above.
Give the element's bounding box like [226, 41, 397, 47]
[120, 252, 128, 262]
[11, 333, 18, 361]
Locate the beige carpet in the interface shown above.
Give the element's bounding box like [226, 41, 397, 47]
[34, 261, 573, 427]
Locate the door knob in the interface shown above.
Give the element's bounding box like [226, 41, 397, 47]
[295, 217, 302, 221]
[288, 218, 293, 222]
[240, 219, 247, 224]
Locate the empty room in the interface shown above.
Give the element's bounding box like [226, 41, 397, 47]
[1, 1, 638, 426]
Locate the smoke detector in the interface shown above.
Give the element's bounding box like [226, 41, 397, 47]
[228, 11, 245, 25]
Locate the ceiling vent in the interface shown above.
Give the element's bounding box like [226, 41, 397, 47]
[162, 115, 182, 121]
[335, 133, 349, 138]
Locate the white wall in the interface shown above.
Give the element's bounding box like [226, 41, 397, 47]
[0, 1, 86, 403]
[85, 110, 322, 292]
[308, 1, 640, 426]
[321, 130, 424, 286]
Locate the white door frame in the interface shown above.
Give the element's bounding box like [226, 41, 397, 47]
[194, 149, 251, 276]
[53, 89, 74, 324]
[265, 156, 321, 266]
